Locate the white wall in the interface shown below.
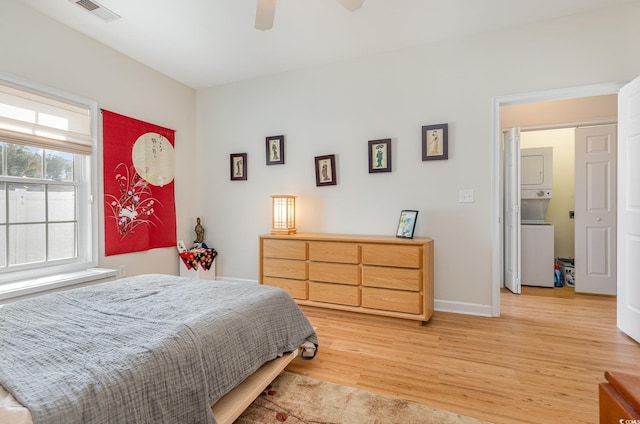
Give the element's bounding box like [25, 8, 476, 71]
[0, 1, 197, 277]
[197, 2, 640, 312]
[4, 1, 638, 312]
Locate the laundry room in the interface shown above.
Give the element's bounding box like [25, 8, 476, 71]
[500, 93, 618, 294]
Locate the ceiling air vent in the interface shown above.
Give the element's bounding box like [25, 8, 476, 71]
[69, 0, 121, 22]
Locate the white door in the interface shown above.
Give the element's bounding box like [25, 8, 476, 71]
[574, 125, 617, 294]
[617, 76, 640, 343]
[504, 128, 521, 294]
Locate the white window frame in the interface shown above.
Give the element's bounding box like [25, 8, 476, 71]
[0, 74, 99, 286]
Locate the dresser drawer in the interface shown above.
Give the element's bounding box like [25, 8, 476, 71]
[361, 244, 422, 268]
[262, 258, 307, 280]
[263, 277, 308, 300]
[308, 241, 359, 264]
[309, 282, 360, 306]
[362, 266, 421, 291]
[263, 239, 307, 260]
[309, 262, 360, 285]
[362, 287, 422, 314]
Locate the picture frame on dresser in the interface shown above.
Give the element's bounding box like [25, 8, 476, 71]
[314, 154, 337, 186]
[230, 153, 247, 180]
[396, 210, 418, 239]
[265, 135, 284, 165]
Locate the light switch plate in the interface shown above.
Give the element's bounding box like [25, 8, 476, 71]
[459, 189, 475, 203]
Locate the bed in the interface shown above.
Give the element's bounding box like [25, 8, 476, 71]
[0, 274, 318, 424]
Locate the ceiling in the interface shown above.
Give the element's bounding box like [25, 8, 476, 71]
[19, 0, 636, 89]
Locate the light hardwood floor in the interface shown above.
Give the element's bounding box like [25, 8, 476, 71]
[286, 287, 640, 424]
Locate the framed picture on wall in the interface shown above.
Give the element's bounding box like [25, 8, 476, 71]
[230, 153, 247, 180]
[422, 123, 448, 161]
[368, 138, 392, 173]
[314, 154, 337, 186]
[396, 210, 418, 239]
[266, 135, 285, 165]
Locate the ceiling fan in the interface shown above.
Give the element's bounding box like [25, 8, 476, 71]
[255, 0, 365, 31]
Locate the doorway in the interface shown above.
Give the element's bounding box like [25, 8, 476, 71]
[520, 127, 575, 289]
[510, 125, 617, 294]
[490, 83, 623, 317]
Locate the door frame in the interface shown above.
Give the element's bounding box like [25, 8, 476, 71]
[491, 82, 624, 317]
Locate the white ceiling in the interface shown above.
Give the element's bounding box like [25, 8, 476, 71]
[19, 0, 636, 89]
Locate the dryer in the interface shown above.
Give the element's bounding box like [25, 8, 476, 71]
[521, 147, 553, 224]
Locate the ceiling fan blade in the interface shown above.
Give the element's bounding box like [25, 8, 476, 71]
[336, 0, 365, 12]
[255, 0, 276, 31]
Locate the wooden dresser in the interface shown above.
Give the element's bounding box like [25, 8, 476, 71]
[259, 233, 434, 323]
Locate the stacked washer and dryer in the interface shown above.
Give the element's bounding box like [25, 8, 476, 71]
[520, 147, 555, 287]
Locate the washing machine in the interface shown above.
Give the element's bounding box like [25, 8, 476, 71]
[521, 223, 555, 287]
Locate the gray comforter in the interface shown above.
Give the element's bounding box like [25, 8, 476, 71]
[0, 274, 317, 424]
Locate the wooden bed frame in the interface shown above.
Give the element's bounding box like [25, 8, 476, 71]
[211, 349, 298, 424]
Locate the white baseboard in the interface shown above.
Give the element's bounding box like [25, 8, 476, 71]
[216, 276, 260, 284]
[434, 299, 494, 317]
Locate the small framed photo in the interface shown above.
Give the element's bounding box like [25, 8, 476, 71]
[396, 210, 418, 239]
[314, 154, 337, 186]
[230, 153, 247, 180]
[368, 138, 392, 173]
[422, 123, 448, 161]
[266, 135, 285, 165]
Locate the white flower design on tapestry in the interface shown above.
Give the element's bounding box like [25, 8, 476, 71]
[106, 163, 163, 238]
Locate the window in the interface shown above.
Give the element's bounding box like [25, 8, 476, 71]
[0, 77, 97, 285]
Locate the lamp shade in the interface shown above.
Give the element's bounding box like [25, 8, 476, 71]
[271, 195, 296, 235]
